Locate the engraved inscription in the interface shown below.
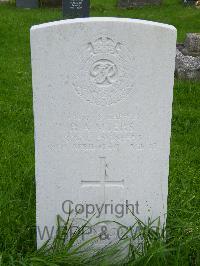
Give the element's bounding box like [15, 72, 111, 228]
[69, 0, 83, 10]
[63, 113, 157, 152]
[72, 35, 135, 106]
[65, 113, 139, 151]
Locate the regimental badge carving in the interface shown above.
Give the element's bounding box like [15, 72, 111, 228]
[73, 35, 135, 106]
[90, 59, 118, 86]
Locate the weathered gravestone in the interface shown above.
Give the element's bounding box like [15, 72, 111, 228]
[176, 33, 200, 80]
[118, 0, 161, 8]
[63, 0, 90, 18]
[183, 33, 200, 57]
[16, 0, 38, 8]
[31, 18, 176, 248]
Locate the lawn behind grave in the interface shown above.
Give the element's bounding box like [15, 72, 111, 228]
[0, 1, 200, 265]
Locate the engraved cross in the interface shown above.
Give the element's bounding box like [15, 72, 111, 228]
[81, 157, 125, 199]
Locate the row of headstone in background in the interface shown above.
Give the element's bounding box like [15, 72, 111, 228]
[16, 0, 90, 18]
[118, 0, 161, 8]
[118, 0, 199, 8]
[15, 0, 198, 11]
[16, 0, 61, 8]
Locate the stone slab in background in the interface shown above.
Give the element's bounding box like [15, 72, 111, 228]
[176, 33, 200, 80]
[175, 49, 200, 80]
[31, 18, 176, 248]
[182, 33, 200, 57]
[16, 0, 39, 8]
[63, 0, 90, 18]
[118, 0, 161, 8]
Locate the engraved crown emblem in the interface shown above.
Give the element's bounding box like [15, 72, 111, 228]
[88, 37, 121, 55]
[73, 35, 134, 106]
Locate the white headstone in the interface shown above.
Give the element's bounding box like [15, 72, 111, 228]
[31, 18, 176, 248]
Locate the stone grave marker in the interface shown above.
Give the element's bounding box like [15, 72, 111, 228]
[16, 0, 38, 8]
[30, 18, 176, 248]
[183, 33, 200, 56]
[176, 33, 200, 80]
[118, 0, 161, 8]
[63, 0, 90, 18]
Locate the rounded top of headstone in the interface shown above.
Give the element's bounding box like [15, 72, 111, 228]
[30, 17, 176, 33]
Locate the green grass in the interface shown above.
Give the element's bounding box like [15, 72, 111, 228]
[91, 0, 200, 42]
[0, 1, 200, 265]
